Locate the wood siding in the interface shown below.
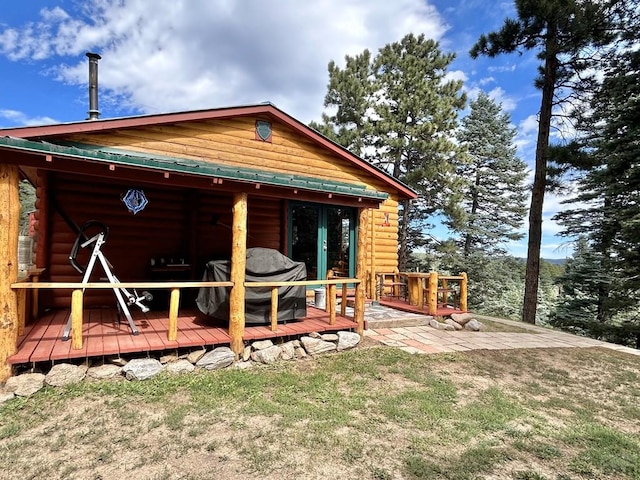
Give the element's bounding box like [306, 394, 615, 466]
[43, 173, 282, 308]
[63, 116, 384, 192]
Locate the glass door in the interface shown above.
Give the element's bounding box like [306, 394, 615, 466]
[289, 203, 355, 281]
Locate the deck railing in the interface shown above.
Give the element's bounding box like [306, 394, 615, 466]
[11, 277, 361, 350]
[376, 271, 467, 315]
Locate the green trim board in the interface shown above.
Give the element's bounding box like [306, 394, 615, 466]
[0, 136, 389, 201]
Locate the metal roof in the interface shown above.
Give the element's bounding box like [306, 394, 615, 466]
[0, 136, 389, 201]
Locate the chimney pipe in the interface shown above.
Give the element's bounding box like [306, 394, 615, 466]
[86, 52, 101, 120]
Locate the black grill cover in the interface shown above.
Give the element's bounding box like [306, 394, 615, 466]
[196, 247, 307, 325]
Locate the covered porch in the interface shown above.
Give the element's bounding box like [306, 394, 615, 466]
[8, 305, 356, 366]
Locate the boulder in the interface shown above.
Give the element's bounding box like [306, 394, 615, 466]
[0, 391, 15, 404]
[445, 319, 463, 331]
[5, 373, 45, 397]
[122, 358, 164, 381]
[252, 345, 282, 364]
[336, 331, 361, 351]
[300, 336, 337, 355]
[45, 363, 87, 387]
[252, 340, 274, 350]
[159, 354, 178, 364]
[165, 359, 195, 375]
[295, 347, 307, 359]
[87, 364, 122, 380]
[464, 319, 484, 332]
[186, 349, 207, 364]
[196, 347, 235, 370]
[450, 312, 474, 326]
[429, 319, 455, 331]
[321, 333, 339, 342]
[280, 342, 296, 360]
[242, 345, 252, 362]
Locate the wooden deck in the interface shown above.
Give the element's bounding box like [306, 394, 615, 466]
[8, 306, 356, 365]
[378, 297, 465, 317]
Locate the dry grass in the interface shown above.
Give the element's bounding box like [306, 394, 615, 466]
[1, 345, 639, 480]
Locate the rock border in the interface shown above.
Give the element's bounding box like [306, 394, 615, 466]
[0, 330, 362, 403]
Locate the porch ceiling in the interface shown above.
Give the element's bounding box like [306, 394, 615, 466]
[0, 136, 389, 202]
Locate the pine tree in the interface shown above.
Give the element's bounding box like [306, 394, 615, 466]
[452, 93, 528, 257]
[470, 0, 620, 324]
[315, 33, 466, 269]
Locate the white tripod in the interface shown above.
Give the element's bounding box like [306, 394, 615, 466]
[62, 221, 151, 340]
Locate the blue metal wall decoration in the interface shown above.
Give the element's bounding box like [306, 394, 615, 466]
[122, 189, 148, 214]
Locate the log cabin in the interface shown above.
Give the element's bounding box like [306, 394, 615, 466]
[0, 102, 417, 380]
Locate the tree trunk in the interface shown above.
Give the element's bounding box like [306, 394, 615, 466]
[522, 37, 558, 325]
[398, 200, 410, 271]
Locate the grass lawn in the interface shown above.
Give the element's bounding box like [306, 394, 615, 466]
[1, 345, 639, 479]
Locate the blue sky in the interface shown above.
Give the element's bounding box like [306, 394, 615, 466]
[0, 0, 573, 259]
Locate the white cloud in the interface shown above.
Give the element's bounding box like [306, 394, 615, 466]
[478, 76, 495, 85]
[0, 0, 449, 123]
[0, 109, 59, 126]
[445, 69, 468, 83]
[487, 64, 516, 73]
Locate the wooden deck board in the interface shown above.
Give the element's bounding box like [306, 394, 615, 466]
[378, 298, 465, 317]
[9, 306, 354, 365]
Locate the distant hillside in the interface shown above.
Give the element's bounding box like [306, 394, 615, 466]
[544, 258, 567, 266]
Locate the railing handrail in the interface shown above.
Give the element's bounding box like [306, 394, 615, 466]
[12, 278, 360, 290]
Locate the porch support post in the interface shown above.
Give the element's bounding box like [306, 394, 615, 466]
[168, 288, 180, 341]
[370, 208, 376, 300]
[460, 272, 468, 312]
[354, 208, 368, 335]
[0, 163, 20, 381]
[428, 272, 438, 316]
[229, 192, 247, 356]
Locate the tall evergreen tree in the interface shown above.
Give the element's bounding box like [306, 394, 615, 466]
[452, 93, 528, 257]
[470, 0, 620, 324]
[315, 33, 466, 270]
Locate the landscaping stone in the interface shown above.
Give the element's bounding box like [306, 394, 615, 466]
[109, 357, 128, 367]
[445, 319, 463, 331]
[45, 363, 87, 387]
[165, 359, 195, 375]
[196, 347, 235, 370]
[321, 333, 339, 342]
[87, 364, 122, 380]
[186, 349, 206, 364]
[295, 347, 307, 359]
[242, 345, 252, 362]
[122, 358, 164, 381]
[0, 391, 15, 404]
[301, 336, 337, 355]
[252, 345, 282, 364]
[252, 340, 274, 351]
[336, 331, 361, 351]
[280, 341, 296, 360]
[5, 373, 45, 397]
[159, 354, 178, 364]
[450, 312, 474, 326]
[429, 319, 455, 331]
[464, 319, 484, 332]
[309, 331, 322, 339]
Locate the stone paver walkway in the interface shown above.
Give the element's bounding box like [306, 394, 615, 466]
[357, 304, 640, 357]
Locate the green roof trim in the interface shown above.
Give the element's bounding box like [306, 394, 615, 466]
[0, 136, 388, 201]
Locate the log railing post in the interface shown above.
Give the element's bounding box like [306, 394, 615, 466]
[0, 163, 19, 382]
[428, 272, 438, 316]
[270, 286, 278, 332]
[229, 192, 247, 357]
[71, 289, 84, 350]
[355, 208, 368, 335]
[168, 288, 180, 341]
[460, 272, 468, 312]
[341, 283, 347, 317]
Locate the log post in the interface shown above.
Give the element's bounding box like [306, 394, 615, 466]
[71, 289, 84, 350]
[341, 283, 347, 317]
[355, 208, 368, 335]
[428, 272, 438, 316]
[16, 289, 26, 336]
[325, 270, 333, 313]
[168, 287, 180, 341]
[229, 192, 247, 356]
[370, 208, 376, 299]
[417, 276, 424, 310]
[270, 286, 278, 332]
[460, 272, 468, 312]
[0, 163, 19, 381]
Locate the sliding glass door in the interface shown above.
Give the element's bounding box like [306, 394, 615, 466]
[289, 203, 355, 281]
